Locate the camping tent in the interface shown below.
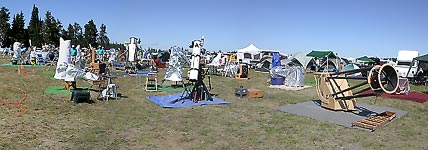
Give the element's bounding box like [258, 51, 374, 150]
[306, 50, 336, 58]
[255, 60, 271, 73]
[306, 50, 338, 72]
[342, 64, 362, 77]
[356, 56, 375, 63]
[406, 54, 428, 77]
[288, 52, 314, 69]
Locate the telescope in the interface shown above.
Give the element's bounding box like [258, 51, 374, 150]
[188, 36, 204, 81]
[173, 36, 212, 103]
[314, 64, 398, 111]
[128, 37, 140, 62]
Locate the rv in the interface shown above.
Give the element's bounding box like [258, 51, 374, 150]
[395, 50, 419, 78]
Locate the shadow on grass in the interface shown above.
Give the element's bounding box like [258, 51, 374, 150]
[312, 99, 378, 117]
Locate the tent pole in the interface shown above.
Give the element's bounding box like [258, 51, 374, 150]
[406, 59, 415, 78]
[326, 57, 328, 72]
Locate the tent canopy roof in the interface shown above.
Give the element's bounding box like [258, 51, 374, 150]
[306, 50, 336, 58]
[237, 44, 260, 55]
[288, 52, 314, 68]
[414, 54, 428, 62]
[356, 56, 375, 63]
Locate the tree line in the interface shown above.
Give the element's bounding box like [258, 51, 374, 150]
[0, 5, 124, 50]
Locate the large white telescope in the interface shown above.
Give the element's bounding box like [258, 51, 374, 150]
[128, 37, 140, 62]
[189, 36, 204, 81]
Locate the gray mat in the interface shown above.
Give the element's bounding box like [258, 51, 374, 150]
[275, 100, 407, 131]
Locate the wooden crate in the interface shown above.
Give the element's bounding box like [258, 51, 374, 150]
[352, 111, 396, 131]
[248, 88, 263, 98]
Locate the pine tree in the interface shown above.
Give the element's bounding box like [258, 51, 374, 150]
[66, 24, 74, 42]
[72, 23, 84, 47]
[84, 19, 97, 47]
[42, 11, 62, 46]
[97, 23, 109, 48]
[28, 5, 43, 47]
[10, 12, 27, 46]
[0, 7, 11, 47]
[60, 28, 69, 40]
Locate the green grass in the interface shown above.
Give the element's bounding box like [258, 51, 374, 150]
[0, 58, 427, 149]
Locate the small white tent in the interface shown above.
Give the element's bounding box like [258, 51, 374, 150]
[287, 52, 313, 69]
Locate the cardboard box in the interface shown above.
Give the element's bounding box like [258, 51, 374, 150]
[248, 88, 263, 98]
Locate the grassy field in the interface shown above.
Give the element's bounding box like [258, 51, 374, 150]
[0, 58, 427, 149]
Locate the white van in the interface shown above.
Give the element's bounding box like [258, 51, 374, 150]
[395, 50, 419, 78]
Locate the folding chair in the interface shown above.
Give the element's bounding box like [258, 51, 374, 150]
[101, 76, 118, 101]
[145, 73, 158, 91]
[36, 53, 45, 65]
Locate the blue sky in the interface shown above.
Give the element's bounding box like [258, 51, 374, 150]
[2, 0, 428, 57]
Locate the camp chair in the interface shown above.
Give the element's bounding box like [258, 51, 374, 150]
[36, 53, 46, 65]
[395, 78, 410, 95]
[100, 76, 118, 101]
[145, 72, 158, 91]
[94, 65, 117, 101]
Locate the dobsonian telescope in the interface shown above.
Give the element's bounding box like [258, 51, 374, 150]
[173, 36, 213, 103]
[314, 64, 399, 111]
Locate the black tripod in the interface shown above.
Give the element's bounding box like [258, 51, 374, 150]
[172, 66, 213, 103]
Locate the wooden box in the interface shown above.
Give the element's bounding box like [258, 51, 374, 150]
[248, 88, 263, 98]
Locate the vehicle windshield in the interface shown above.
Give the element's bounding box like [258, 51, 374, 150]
[397, 62, 411, 66]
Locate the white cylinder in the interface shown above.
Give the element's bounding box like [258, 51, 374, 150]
[128, 44, 136, 62]
[189, 41, 201, 80]
[12, 42, 21, 59]
[54, 38, 71, 80]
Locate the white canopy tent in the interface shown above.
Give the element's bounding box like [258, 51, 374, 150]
[237, 44, 260, 55]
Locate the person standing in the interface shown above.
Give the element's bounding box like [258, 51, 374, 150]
[29, 48, 37, 65]
[97, 46, 104, 61]
[70, 45, 77, 64]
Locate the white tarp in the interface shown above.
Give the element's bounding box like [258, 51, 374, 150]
[270, 65, 305, 87]
[64, 64, 99, 81]
[54, 38, 71, 80]
[12, 42, 21, 60]
[164, 46, 189, 82]
[284, 65, 305, 87]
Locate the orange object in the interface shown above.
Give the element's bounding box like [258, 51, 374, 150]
[247, 88, 263, 98]
[155, 58, 166, 68]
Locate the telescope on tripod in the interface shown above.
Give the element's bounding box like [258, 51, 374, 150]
[173, 36, 212, 103]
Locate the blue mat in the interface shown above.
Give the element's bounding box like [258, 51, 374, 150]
[113, 61, 124, 67]
[146, 93, 231, 108]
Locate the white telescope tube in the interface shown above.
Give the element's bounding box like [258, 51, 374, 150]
[189, 37, 204, 81]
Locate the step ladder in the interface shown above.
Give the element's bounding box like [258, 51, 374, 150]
[145, 73, 158, 91]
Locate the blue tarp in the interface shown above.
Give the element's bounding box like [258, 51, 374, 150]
[112, 61, 124, 67]
[272, 52, 281, 68]
[146, 93, 231, 108]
